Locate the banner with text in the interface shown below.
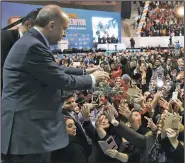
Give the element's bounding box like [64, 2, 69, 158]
[2, 2, 121, 49]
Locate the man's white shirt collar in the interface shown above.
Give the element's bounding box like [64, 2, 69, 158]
[33, 27, 50, 47]
[18, 28, 24, 38]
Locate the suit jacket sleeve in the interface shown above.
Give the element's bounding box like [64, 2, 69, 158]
[24, 44, 92, 90]
[63, 66, 84, 75]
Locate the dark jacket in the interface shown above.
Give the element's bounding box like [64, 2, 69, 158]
[51, 135, 87, 163]
[1, 29, 20, 69]
[1, 29, 20, 92]
[159, 136, 184, 163]
[114, 121, 184, 163]
[62, 109, 92, 157]
[83, 120, 122, 163]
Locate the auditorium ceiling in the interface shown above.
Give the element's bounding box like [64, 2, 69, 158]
[2, 1, 121, 12]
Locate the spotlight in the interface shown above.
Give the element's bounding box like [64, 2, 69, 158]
[175, 6, 184, 18]
[156, 79, 164, 88]
[178, 6, 184, 16]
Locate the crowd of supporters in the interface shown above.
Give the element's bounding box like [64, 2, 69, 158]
[136, 1, 184, 37]
[51, 46, 184, 163]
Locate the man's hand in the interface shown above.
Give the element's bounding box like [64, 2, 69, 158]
[86, 66, 103, 74]
[91, 71, 110, 83]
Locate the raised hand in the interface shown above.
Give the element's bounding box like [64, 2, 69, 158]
[103, 109, 119, 126]
[95, 115, 105, 129]
[154, 91, 163, 100]
[165, 128, 179, 149]
[145, 103, 153, 112]
[173, 99, 183, 108]
[86, 103, 98, 111]
[118, 103, 131, 120]
[105, 149, 118, 158]
[157, 110, 167, 132]
[144, 116, 157, 131]
[81, 104, 91, 120]
[158, 98, 172, 111]
[170, 98, 183, 113]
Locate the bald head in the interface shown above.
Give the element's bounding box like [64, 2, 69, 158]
[34, 5, 69, 45]
[35, 5, 69, 27]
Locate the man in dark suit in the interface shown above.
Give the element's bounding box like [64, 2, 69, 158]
[107, 34, 111, 43]
[130, 37, 135, 48]
[111, 34, 116, 43]
[1, 5, 109, 162]
[1, 10, 39, 92]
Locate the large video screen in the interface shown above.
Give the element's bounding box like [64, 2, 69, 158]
[92, 17, 119, 42]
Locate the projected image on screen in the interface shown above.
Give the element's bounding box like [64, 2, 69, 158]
[92, 17, 118, 43]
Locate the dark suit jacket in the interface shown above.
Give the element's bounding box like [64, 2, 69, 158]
[2, 28, 93, 154]
[51, 135, 87, 163]
[1, 29, 20, 91]
[1, 29, 20, 68]
[83, 120, 122, 163]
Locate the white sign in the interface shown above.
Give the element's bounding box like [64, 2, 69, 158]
[121, 36, 184, 48]
[97, 43, 126, 50]
[58, 40, 69, 52]
[98, 136, 118, 153]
